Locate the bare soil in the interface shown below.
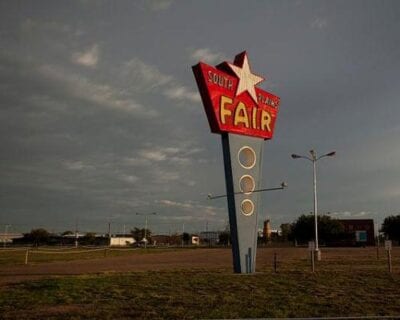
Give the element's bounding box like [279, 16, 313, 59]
[0, 248, 231, 285]
[0, 247, 397, 285]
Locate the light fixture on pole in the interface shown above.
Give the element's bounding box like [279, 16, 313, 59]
[136, 212, 157, 249]
[207, 182, 288, 200]
[291, 150, 335, 261]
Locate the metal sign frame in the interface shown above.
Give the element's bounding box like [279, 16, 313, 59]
[193, 52, 280, 273]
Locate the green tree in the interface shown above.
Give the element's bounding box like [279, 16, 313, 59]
[280, 223, 292, 242]
[381, 215, 400, 241]
[131, 228, 142, 242]
[182, 232, 190, 245]
[219, 231, 230, 246]
[131, 227, 152, 242]
[26, 228, 50, 246]
[318, 215, 344, 243]
[290, 215, 314, 243]
[290, 214, 344, 244]
[83, 232, 96, 245]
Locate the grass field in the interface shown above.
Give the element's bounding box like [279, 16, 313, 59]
[0, 247, 399, 319]
[0, 247, 180, 266]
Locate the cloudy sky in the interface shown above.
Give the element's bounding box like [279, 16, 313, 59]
[1, 0, 400, 235]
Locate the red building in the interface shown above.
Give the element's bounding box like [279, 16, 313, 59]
[338, 219, 375, 246]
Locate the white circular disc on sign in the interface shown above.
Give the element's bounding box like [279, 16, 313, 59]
[241, 199, 254, 216]
[238, 146, 256, 169]
[239, 175, 255, 194]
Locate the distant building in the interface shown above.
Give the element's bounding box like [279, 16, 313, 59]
[62, 233, 85, 239]
[191, 235, 200, 245]
[151, 234, 201, 246]
[0, 233, 23, 244]
[199, 231, 219, 245]
[338, 219, 375, 246]
[270, 230, 281, 237]
[152, 235, 171, 246]
[110, 234, 136, 246]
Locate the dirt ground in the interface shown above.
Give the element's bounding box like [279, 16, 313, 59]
[0, 248, 230, 285]
[0, 247, 397, 285]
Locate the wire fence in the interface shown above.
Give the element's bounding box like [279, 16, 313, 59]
[0, 246, 142, 265]
[0, 246, 398, 273]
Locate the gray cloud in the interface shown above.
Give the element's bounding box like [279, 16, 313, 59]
[72, 44, 99, 67]
[189, 48, 227, 65]
[1, 0, 400, 234]
[310, 17, 328, 29]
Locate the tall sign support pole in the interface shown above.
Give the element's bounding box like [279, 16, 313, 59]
[193, 52, 280, 274]
[222, 133, 264, 273]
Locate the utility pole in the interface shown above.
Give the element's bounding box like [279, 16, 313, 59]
[75, 218, 78, 248]
[3, 224, 10, 248]
[181, 222, 185, 247]
[136, 212, 156, 249]
[206, 220, 210, 247]
[376, 223, 380, 260]
[312, 153, 319, 260]
[108, 222, 111, 247]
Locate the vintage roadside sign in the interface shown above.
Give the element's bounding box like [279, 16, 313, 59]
[308, 241, 315, 251]
[385, 240, 392, 251]
[192, 51, 280, 140]
[193, 52, 280, 273]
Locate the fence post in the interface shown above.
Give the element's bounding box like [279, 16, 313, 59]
[311, 250, 315, 273]
[273, 252, 277, 273]
[104, 248, 107, 257]
[25, 249, 29, 265]
[388, 249, 392, 274]
[385, 240, 392, 273]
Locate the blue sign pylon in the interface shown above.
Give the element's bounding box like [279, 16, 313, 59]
[222, 133, 264, 273]
[192, 52, 281, 274]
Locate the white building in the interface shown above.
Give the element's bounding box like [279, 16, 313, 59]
[0, 232, 23, 244]
[110, 236, 136, 246]
[191, 235, 200, 245]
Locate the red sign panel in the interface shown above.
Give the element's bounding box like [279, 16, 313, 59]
[192, 52, 280, 139]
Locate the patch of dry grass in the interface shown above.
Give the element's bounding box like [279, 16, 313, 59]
[0, 247, 399, 319]
[0, 267, 399, 319]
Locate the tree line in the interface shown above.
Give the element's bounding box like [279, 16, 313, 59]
[279, 214, 400, 244]
[13, 227, 192, 246]
[9, 214, 400, 247]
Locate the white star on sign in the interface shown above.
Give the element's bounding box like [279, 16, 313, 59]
[228, 53, 264, 103]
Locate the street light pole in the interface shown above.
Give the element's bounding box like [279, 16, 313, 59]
[181, 222, 185, 248]
[144, 216, 148, 248]
[292, 150, 335, 261]
[311, 152, 319, 259]
[136, 212, 156, 249]
[3, 224, 10, 248]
